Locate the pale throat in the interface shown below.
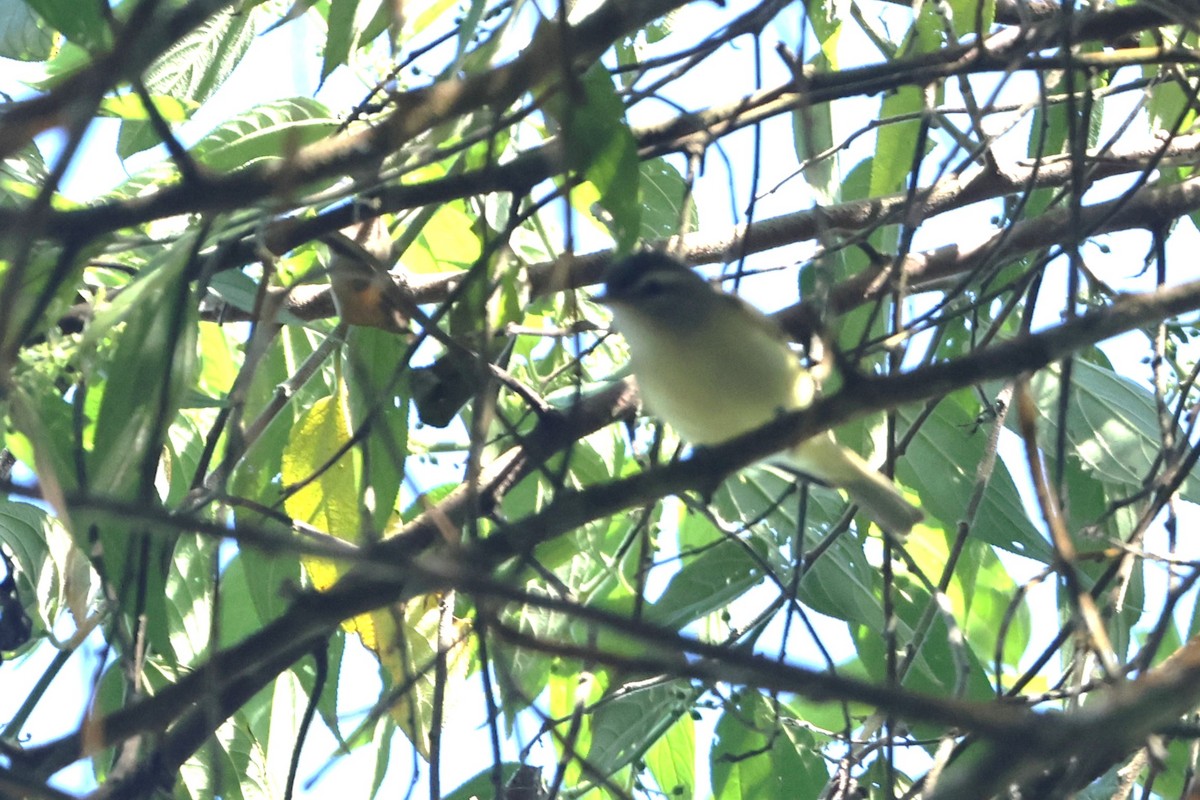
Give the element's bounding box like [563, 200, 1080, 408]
[610, 304, 808, 445]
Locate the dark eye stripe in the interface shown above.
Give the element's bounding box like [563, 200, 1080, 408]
[637, 276, 667, 295]
[603, 252, 690, 297]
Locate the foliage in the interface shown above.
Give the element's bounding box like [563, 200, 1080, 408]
[1, 0, 1200, 799]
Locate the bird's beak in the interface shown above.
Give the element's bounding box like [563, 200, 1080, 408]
[593, 287, 629, 307]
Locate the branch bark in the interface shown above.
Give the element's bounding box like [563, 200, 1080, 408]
[21, 272, 1200, 788]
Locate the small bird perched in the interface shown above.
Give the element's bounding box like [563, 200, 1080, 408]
[600, 251, 922, 537]
[326, 217, 410, 335]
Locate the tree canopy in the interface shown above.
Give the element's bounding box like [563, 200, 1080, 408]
[3, 0, 1200, 798]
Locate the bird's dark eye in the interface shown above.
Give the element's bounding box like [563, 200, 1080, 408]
[638, 276, 667, 296]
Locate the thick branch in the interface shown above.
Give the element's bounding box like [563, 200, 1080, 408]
[194, 132, 1200, 334]
[0, 0, 689, 245]
[19, 380, 639, 777]
[928, 639, 1200, 798]
[1, 1, 1183, 253]
[0, 0, 240, 160]
[22, 272, 1200, 783]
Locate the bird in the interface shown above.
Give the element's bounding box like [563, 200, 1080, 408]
[599, 250, 923, 537]
[326, 217, 411, 335]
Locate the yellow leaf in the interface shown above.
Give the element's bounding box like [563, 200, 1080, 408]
[282, 384, 363, 604]
[379, 595, 473, 759]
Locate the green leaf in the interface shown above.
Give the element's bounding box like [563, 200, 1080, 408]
[22, 0, 107, 50]
[281, 389, 360, 541]
[359, 0, 395, 45]
[179, 714, 260, 800]
[545, 668, 602, 784]
[792, 51, 839, 204]
[158, 414, 203, 507]
[711, 692, 826, 800]
[89, 256, 198, 498]
[946, 0, 995, 36]
[911, 0, 948, 50]
[852, 559, 995, 701]
[638, 157, 695, 240]
[344, 325, 409, 531]
[645, 708, 696, 799]
[264, 669, 309, 790]
[0, 237, 90, 351]
[0, 0, 54, 60]
[408, 0, 456, 41]
[1023, 358, 1196, 500]
[544, 65, 641, 250]
[163, 533, 220, 662]
[0, 501, 47, 602]
[7, 374, 79, 504]
[444, 764, 528, 800]
[0, 141, 48, 207]
[23, 38, 86, 89]
[266, 0, 322, 34]
[229, 546, 302, 639]
[401, 200, 481, 273]
[215, 551, 269, 648]
[1028, 69, 1071, 164]
[0, 500, 54, 639]
[112, 100, 198, 160]
[454, 0, 486, 57]
[366, 715, 397, 798]
[1146, 63, 1195, 134]
[83, 242, 198, 653]
[587, 680, 696, 779]
[195, 320, 240, 403]
[1141, 732, 1194, 800]
[803, 0, 842, 51]
[100, 93, 197, 123]
[869, 84, 924, 198]
[191, 98, 340, 173]
[648, 526, 767, 630]
[167, 8, 257, 100]
[322, 0, 360, 83]
[868, 2, 946, 199]
[906, 527, 1030, 671]
[113, 98, 340, 193]
[231, 326, 334, 511]
[713, 465, 853, 565]
[491, 601, 559, 724]
[207, 268, 270, 315]
[899, 395, 1051, 562]
[797, 531, 881, 628]
[371, 597, 475, 758]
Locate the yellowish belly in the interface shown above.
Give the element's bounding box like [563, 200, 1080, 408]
[622, 316, 805, 445]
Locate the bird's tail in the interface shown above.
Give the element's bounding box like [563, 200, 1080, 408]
[786, 434, 923, 538]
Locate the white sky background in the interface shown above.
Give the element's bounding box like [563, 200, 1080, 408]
[4, 0, 1200, 798]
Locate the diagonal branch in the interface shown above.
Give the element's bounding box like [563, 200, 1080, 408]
[0, 0, 691, 245]
[0, 0, 240, 160]
[20, 272, 1200, 782]
[191, 132, 1200, 335]
[2, 0, 1183, 251]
